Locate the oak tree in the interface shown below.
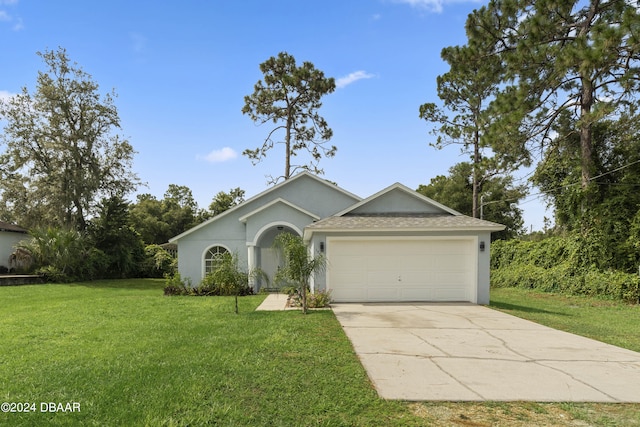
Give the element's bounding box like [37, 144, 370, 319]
[208, 187, 245, 216]
[0, 48, 139, 230]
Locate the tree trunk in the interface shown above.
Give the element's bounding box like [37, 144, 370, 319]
[301, 280, 308, 314]
[578, 1, 597, 190]
[285, 115, 292, 180]
[472, 129, 481, 218]
[74, 199, 87, 231]
[580, 79, 594, 190]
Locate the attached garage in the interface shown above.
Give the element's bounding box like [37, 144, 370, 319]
[303, 183, 505, 305]
[327, 237, 477, 303]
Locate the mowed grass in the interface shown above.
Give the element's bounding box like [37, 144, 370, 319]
[0, 279, 638, 426]
[0, 280, 418, 426]
[490, 287, 640, 352]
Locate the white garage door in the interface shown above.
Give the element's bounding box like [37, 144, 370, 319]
[327, 237, 476, 303]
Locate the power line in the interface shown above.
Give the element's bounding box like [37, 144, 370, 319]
[482, 158, 640, 208]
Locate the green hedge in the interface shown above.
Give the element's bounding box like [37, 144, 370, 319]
[492, 239, 640, 303]
[163, 272, 254, 297]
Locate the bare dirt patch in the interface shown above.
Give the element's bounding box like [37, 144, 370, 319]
[407, 402, 640, 427]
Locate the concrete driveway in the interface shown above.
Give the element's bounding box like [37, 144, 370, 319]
[331, 302, 640, 402]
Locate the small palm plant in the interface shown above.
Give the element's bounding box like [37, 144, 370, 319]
[208, 252, 248, 314]
[17, 226, 90, 281]
[273, 233, 326, 314]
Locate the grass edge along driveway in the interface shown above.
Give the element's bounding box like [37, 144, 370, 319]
[0, 279, 637, 426]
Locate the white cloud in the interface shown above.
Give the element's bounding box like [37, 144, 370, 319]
[336, 71, 375, 89]
[199, 147, 238, 163]
[0, 0, 23, 31]
[393, 0, 481, 13]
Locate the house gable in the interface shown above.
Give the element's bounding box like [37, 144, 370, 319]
[240, 199, 322, 245]
[336, 183, 460, 216]
[170, 172, 361, 243]
[239, 198, 321, 224]
[170, 172, 362, 286]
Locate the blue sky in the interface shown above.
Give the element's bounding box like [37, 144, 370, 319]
[0, 0, 549, 230]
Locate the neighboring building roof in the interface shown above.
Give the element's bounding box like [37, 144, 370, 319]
[0, 221, 27, 234]
[303, 214, 505, 240]
[160, 242, 178, 257]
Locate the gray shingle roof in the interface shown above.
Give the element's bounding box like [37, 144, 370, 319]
[305, 214, 505, 231]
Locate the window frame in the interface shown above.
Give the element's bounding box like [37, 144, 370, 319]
[204, 245, 229, 274]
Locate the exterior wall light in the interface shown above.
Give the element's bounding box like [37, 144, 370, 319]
[479, 241, 486, 252]
[319, 241, 325, 253]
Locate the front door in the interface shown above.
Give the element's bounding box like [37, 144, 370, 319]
[260, 247, 282, 289]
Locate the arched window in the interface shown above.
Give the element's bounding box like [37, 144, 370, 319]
[204, 246, 229, 274]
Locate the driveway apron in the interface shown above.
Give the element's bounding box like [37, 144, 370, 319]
[331, 303, 640, 402]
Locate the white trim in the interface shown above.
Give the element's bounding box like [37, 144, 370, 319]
[248, 221, 303, 246]
[169, 171, 361, 243]
[303, 225, 504, 242]
[334, 183, 461, 217]
[247, 244, 257, 288]
[238, 198, 321, 223]
[326, 235, 478, 303]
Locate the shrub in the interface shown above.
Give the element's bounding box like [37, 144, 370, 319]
[163, 271, 254, 298]
[163, 273, 191, 296]
[307, 290, 332, 308]
[15, 227, 125, 282]
[193, 274, 220, 296]
[81, 248, 111, 280]
[287, 289, 331, 308]
[492, 238, 640, 303]
[140, 245, 176, 278]
[36, 265, 71, 283]
[88, 196, 147, 279]
[18, 227, 91, 280]
[279, 285, 298, 296]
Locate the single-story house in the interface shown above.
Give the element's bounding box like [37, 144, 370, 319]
[170, 172, 504, 304]
[0, 221, 28, 271]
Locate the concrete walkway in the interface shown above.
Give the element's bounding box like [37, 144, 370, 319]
[255, 293, 292, 311]
[331, 303, 640, 402]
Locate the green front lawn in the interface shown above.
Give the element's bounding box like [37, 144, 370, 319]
[490, 287, 640, 352]
[0, 280, 416, 426]
[0, 279, 638, 426]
